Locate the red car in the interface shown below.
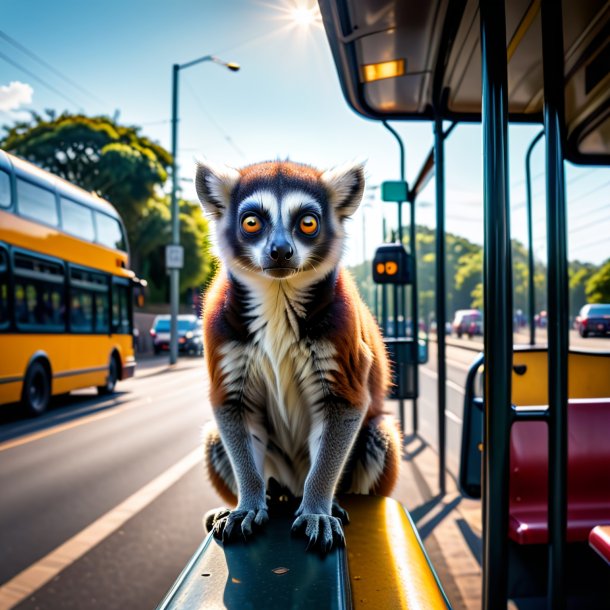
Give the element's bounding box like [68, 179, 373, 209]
[577, 304, 610, 338]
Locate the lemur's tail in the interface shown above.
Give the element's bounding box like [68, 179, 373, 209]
[203, 422, 238, 505]
[338, 415, 401, 496]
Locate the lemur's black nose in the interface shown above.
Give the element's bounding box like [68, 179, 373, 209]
[270, 242, 294, 261]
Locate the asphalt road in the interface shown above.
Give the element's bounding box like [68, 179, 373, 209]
[0, 330, 607, 609]
[0, 356, 223, 610]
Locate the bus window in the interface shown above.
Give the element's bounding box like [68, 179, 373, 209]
[0, 170, 11, 208]
[96, 213, 126, 251]
[61, 198, 95, 242]
[14, 253, 65, 331]
[112, 281, 131, 335]
[16, 179, 59, 227]
[69, 267, 110, 333]
[0, 249, 8, 329]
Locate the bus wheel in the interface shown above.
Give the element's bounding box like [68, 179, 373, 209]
[98, 356, 118, 395]
[22, 361, 51, 416]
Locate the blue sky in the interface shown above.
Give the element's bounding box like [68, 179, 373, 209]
[1, 0, 608, 267]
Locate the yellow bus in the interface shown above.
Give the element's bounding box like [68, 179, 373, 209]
[0, 149, 136, 415]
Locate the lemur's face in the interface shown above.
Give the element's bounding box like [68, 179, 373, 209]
[195, 160, 364, 284]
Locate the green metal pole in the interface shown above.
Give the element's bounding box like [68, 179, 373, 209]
[480, 0, 513, 607]
[541, 1, 568, 607]
[170, 63, 180, 365]
[433, 117, 446, 497]
[525, 130, 544, 346]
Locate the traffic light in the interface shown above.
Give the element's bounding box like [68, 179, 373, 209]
[372, 244, 412, 284]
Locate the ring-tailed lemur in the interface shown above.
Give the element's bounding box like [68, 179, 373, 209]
[196, 159, 401, 552]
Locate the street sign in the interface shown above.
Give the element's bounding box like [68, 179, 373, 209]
[381, 180, 408, 202]
[165, 245, 184, 270]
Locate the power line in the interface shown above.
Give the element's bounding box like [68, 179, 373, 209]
[0, 30, 109, 108]
[182, 77, 246, 159]
[0, 50, 79, 110]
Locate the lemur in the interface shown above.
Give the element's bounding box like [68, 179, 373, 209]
[196, 159, 401, 552]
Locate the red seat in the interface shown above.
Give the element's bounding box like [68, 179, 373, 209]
[589, 526, 610, 564]
[509, 399, 610, 544]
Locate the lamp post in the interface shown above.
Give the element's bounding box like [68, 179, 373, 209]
[169, 54, 240, 365]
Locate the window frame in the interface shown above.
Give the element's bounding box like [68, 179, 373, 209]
[15, 177, 60, 229]
[12, 248, 67, 334]
[67, 264, 111, 335]
[60, 196, 96, 242]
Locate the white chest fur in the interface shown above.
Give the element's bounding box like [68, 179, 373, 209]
[217, 278, 337, 493]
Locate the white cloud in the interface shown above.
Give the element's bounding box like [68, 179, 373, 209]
[0, 81, 33, 112]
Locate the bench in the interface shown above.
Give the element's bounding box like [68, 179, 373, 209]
[509, 398, 610, 545]
[157, 495, 451, 609]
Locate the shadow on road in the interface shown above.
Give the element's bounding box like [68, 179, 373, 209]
[0, 391, 131, 444]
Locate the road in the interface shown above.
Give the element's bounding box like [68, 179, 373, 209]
[0, 356, 222, 610]
[0, 331, 608, 609]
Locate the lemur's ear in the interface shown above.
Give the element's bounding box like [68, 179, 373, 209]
[321, 162, 365, 219]
[194, 160, 240, 219]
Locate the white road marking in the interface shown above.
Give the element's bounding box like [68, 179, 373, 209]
[0, 448, 202, 610]
[420, 365, 466, 395]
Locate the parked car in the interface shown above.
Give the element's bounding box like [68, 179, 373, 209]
[452, 309, 483, 338]
[150, 314, 204, 356]
[576, 303, 610, 338]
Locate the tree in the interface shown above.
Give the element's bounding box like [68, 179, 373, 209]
[586, 259, 610, 303]
[570, 261, 596, 315]
[0, 111, 171, 254]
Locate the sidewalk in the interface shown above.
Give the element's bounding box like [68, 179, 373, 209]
[391, 432, 483, 610]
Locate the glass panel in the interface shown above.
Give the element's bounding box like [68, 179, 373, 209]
[0, 250, 8, 328]
[70, 289, 93, 332]
[61, 198, 95, 241]
[17, 179, 58, 226]
[14, 280, 65, 330]
[0, 170, 11, 208]
[94, 291, 110, 332]
[112, 284, 131, 334]
[96, 213, 126, 251]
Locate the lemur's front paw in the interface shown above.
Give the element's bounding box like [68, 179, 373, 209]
[212, 507, 269, 543]
[291, 513, 346, 553]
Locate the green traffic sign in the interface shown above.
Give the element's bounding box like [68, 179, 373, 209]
[381, 180, 408, 202]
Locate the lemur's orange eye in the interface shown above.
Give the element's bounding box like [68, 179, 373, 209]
[299, 214, 318, 235]
[242, 215, 263, 234]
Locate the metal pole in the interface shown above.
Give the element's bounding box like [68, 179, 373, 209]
[541, 1, 568, 607]
[382, 218, 388, 334]
[382, 121, 411, 434]
[409, 191, 419, 434]
[433, 117, 447, 497]
[169, 63, 180, 365]
[525, 130, 544, 346]
[480, 1, 513, 607]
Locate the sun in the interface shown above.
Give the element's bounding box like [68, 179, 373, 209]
[290, 5, 319, 27]
[266, 0, 322, 30]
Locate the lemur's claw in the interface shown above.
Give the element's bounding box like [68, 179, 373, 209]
[213, 508, 268, 543]
[291, 514, 345, 554]
[331, 501, 350, 525]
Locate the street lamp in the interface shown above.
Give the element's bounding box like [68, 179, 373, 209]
[168, 54, 240, 365]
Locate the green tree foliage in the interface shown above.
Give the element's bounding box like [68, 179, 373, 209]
[586, 259, 610, 303]
[569, 261, 596, 314]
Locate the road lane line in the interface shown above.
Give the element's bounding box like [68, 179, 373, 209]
[0, 447, 202, 610]
[420, 366, 466, 395]
[0, 371, 204, 453]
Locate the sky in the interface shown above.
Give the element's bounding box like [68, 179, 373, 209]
[0, 0, 608, 268]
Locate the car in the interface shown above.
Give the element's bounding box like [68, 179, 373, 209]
[150, 314, 204, 356]
[576, 303, 610, 338]
[451, 309, 483, 338]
